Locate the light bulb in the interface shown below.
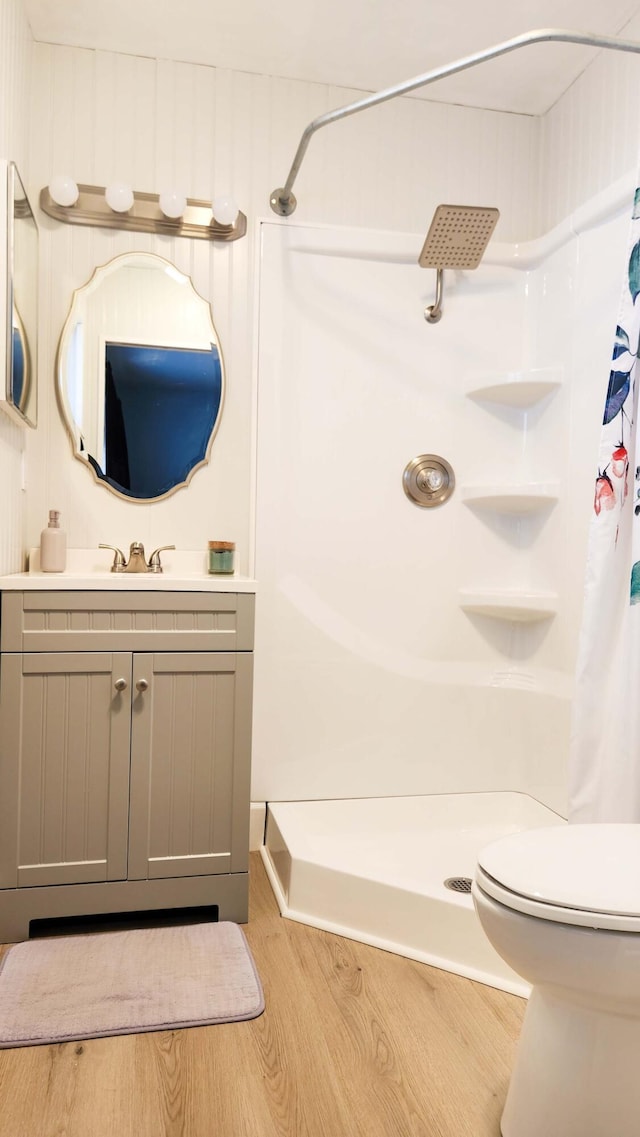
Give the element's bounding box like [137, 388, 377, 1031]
[105, 182, 134, 213]
[159, 189, 187, 219]
[48, 175, 79, 208]
[211, 195, 238, 227]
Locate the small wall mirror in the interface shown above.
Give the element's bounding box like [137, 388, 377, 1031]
[1, 161, 38, 427]
[57, 252, 225, 501]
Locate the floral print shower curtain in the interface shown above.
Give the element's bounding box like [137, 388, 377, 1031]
[569, 189, 640, 821]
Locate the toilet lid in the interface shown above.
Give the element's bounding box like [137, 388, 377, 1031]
[477, 824, 640, 929]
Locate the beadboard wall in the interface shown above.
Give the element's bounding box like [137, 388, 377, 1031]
[25, 42, 540, 564]
[0, 0, 32, 574]
[538, 11, 640, 233]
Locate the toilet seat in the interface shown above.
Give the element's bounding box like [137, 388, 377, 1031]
[475, 823, 640, 932]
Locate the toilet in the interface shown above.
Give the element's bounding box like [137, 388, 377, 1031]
[473, 823, 640, 1137]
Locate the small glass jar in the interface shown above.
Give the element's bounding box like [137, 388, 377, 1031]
[208, 540, 236, 574]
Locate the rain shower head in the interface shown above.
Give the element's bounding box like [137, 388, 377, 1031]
[418, 204, 500, 270]
[418, 204, 499, 323]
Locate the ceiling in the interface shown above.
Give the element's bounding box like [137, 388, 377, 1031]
[23, 0, 640, 115]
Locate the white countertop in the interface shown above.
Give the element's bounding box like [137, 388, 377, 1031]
[0, 549, 257, 593]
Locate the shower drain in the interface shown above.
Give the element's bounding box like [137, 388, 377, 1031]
[444, 876, 473, 893]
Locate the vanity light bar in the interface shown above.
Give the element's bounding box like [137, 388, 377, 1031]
[39, 184, 247, 242]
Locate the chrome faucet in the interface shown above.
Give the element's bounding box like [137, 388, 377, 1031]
[99, 542, 176, 573]
[124, 542, 148, 573]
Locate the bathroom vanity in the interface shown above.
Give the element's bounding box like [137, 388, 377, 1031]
[0, 563, 255, 942]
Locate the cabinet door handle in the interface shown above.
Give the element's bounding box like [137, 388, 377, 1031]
[114, 677, 128, 692]
[135, 678, 149, 693]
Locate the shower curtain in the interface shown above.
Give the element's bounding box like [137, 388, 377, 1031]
[569, 187, 640, 822]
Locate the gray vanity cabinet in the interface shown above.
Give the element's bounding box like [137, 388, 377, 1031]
[0, 650, 133, 888]
[128, 650, 253, 881]
[0, 590, 254, 942]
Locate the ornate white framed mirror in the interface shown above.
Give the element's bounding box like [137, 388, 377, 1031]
[56, 252, 225, 502]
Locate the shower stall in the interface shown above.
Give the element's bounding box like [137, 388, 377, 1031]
[253, 168, 634, 992]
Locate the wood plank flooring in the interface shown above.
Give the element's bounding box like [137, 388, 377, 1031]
[0, 853, 525, 1137]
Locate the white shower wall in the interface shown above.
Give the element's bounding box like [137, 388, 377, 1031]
[252, 182, 632, 811]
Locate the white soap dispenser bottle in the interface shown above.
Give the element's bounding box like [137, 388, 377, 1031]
[40, 510, 67, 572]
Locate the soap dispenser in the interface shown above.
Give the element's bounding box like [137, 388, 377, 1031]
[40, 510, 67, 572]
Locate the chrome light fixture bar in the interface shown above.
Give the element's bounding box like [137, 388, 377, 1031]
[270, 26, 640, 216]
[40, 183, 247, 242]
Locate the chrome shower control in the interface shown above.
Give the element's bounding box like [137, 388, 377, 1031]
[403, 454, 455, 508]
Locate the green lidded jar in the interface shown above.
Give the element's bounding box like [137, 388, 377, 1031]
[208, 540, 236, 574]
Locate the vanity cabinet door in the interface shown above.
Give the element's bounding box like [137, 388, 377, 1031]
[0, 652, 132, 888]
[127, 652, 253, 881]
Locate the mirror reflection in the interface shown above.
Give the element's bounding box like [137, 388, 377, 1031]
[57, 252, 224, 501]
[12, 306, 30, 412]
[8, 163, 38, 426]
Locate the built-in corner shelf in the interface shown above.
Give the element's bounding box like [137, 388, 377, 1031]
[460, 483, 560, 514]
[459, 589, 558, 623]
[465, 367, 563, 409]
[461, 367, 563, 628]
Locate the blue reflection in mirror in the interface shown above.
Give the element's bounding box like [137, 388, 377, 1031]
[83, 341, 222, 500]
[12, 320, 27, 411]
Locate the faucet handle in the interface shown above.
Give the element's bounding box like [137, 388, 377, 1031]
[147, 544, 176, 573]
[98, 544, 127, 573]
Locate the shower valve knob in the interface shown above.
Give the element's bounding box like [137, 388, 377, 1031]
[403, 454, 455, 508]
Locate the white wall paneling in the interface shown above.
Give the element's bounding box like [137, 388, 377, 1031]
[0, 0, 31, 170]
[0, 0, 32, 575]
[538, 10, 640, 233]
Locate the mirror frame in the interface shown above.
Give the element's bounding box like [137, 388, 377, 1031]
[0, 160, 38, 428]
[56, 251, 226, 503]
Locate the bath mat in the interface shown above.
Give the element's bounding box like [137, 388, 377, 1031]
[0, 920, 264, 1048]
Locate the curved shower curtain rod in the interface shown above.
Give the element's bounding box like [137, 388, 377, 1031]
[269, 27, 640, 216]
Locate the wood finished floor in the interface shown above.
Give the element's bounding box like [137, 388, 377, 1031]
[0, 853, 525, 1137]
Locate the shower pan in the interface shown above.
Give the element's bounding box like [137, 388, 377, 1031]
[262, 792, 564, 996]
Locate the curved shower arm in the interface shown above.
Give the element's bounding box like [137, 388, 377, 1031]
[269, 26, 640, 216]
